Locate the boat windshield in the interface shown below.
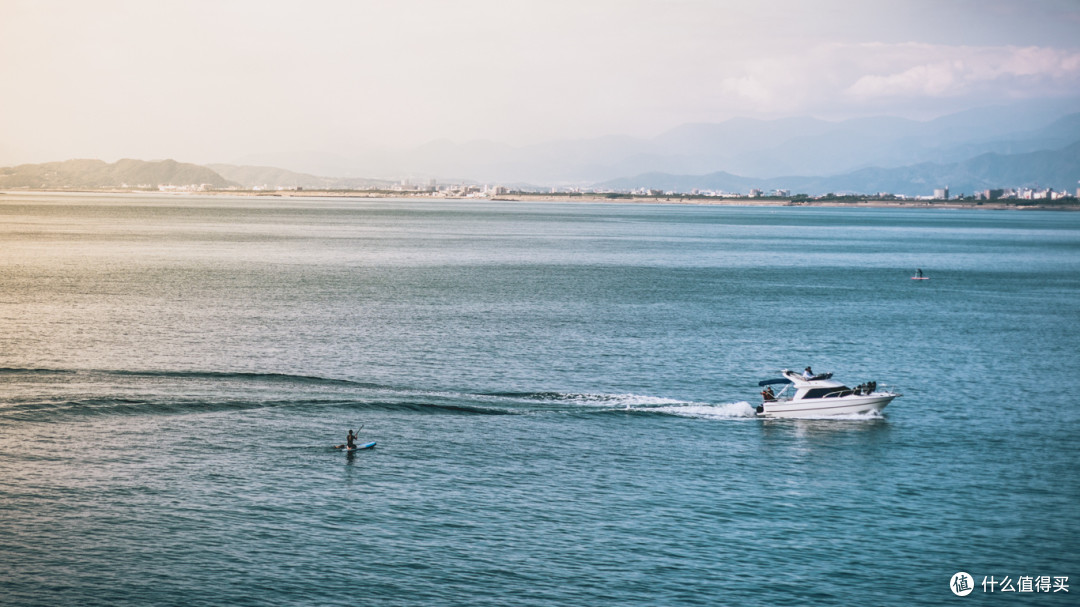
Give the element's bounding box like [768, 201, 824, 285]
[802, 386, 852, 399]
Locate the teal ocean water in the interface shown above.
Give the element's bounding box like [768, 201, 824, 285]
[1, 193, 1078, 605]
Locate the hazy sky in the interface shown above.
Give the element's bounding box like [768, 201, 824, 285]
[2, 0, 1079, 167]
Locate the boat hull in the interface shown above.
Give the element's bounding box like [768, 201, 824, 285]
[759, 394, 897, 418]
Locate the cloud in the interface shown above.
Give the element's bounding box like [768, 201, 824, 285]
[844, 45, 1080, 100]
[997, 46, 1080, 79]
[713, 41, 1080, 120]
[719, 76, 775, 106]
[846, 61, 962, 98]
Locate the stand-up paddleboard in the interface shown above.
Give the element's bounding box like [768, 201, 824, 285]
[334, 441, 376, 452]
[911, 276, 929, 280]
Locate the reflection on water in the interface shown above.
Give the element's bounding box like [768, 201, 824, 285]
[760, 415, 893, 456]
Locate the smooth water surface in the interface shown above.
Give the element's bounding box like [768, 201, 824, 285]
[1, 192, 1078, 605]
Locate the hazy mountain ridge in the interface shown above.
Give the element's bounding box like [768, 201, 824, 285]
[288, 100, 1080, 184]
[2, 101, 1078, 196]
[3, 140, 1077, 197]
[0, 159, 234, 189]
[598, 140, 1080, 196]
[0, 159, 397, 191]
[207, 164, 395, 190]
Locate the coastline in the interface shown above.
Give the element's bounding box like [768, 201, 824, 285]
[3, 188, 1077, 211]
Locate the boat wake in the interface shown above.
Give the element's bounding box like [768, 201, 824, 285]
[483, 391, 759, 419]
[0, 367, 769, 422]
[652, 401, 759, 419]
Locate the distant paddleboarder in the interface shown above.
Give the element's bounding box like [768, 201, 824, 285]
[335, 426, 364, 450]
[916, 268, 924, 278]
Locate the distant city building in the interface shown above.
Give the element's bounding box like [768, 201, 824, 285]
[158, 183, 215, 192]
[749, 188, 763, 198]
[933, 186, 949, 200]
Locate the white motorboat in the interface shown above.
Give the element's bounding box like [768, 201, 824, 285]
[756, 369, 899, 418]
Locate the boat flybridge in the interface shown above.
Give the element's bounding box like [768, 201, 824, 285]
[756, 369, 900, 418]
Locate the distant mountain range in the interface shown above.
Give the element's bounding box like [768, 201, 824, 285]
[0, 158, 232, 189]
[600, 140, 1080, 196]
[206, 164, 394, 190]
[0, 159, 394, 191]
[2, 100, 1078, 196]
[2, 142, 1078, 197]
[228, 99, 1080, 188]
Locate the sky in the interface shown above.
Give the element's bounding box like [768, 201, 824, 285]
[2, 0, 1079, 170]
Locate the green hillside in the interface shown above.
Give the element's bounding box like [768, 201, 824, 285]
[0, 159, 234, 189]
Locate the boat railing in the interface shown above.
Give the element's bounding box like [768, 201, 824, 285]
[873, 383, 899, 396]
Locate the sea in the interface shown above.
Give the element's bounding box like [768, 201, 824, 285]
[1, 192, 1077, 606]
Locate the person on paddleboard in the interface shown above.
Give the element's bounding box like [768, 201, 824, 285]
[346, 429, 358, 449]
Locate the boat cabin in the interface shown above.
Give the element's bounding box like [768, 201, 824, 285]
[758, 370, 878, 402]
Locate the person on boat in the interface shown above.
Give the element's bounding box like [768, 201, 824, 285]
[761, 386, 776, 401]
[803, 366, 814, 380]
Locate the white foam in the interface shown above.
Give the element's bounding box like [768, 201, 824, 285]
[567, 393, 691, 408]
[653, 401, 759, 419]
[514, 392, 761, 419]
